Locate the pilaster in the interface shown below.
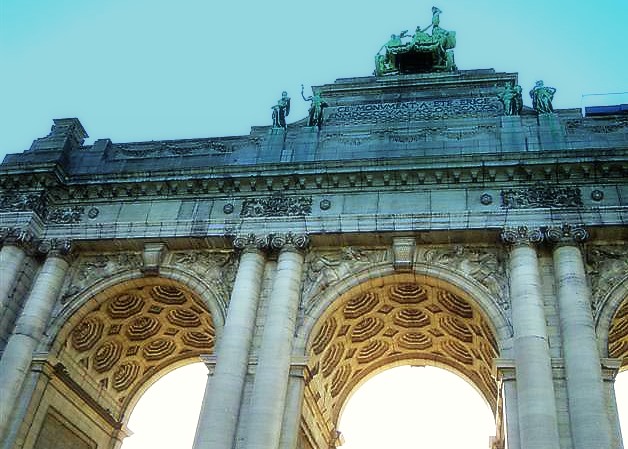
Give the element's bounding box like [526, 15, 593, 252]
[548, 224, 613, 449]
[500, 226, 561, 449]
[0, 238, 72, 442]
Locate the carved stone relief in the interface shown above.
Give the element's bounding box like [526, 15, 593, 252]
[241, 195, 312, 218]
[586, 245, 628, 316]
[302, 247, 389, 305]
[501, 185, 583, 209]
[415, 245, 509, 311]
[59, 253, 143, 304]
[166, 250, 238, 304]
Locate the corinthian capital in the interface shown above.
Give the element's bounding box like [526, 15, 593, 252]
[500, 226, 544, 246]
[545, 224, 588, 245]
[37, 238, 74, 260]
[0, 227, 35, 250]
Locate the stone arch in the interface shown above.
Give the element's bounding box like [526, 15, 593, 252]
[596, 276, 628, 367]
[45, 270, 222, 427]
[296, 264, 510, 448]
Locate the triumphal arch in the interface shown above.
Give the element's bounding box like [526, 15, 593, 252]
[1, 12, 627, 449]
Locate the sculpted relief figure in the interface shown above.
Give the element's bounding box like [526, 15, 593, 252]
[272, 91, 291, 129]
[529, 80, 556, 114]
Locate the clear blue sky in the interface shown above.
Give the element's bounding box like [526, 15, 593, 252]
[1, 0, 627, 158]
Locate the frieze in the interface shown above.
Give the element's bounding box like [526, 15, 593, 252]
[167, 251, 237, 305]
[415, 245, 509, 311]
[501, 185, 583, 209]
[565, 118, 628, 134]
[326, 97, 501, 125]
[0, 191, 47, 216]
[46, 206, 85, 224]
[241, 194, 312, 218]
[586, 245, 628, 316]
[59, 253, 143, 304]
[302, 247, 388, 305]
[108, 137, 260, 160]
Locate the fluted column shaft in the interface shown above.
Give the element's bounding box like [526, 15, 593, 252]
[192, 246, 267, 449]
[0, 251, 70, 441]
[0, 243, 28, 318]
[552, 237, 612, 449]
[502, 228, 561, 449]
[244, 242, 306, 449]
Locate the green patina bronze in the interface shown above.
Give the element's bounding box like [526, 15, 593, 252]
[375, 6, 456, 76]
[498, 82, 524, 116]
[301, 85, 329, 129]
[272, 91, 291, 130]
[530, 80, 556, 114]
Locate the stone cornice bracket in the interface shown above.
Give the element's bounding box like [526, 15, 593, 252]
[500, 226, 544, 247]
[231, 233, 271, 253]
[392, 237, 416, 272]
[141, 242, 167, 276]
[36, 238, 74, 261]
[270, 232, 311, 253]
[545, 223, 589, 246]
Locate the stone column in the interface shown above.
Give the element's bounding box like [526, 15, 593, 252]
[495, 360, 520, 449]
[0, 239, 72, 442]
[0, 228, 32, 319]
[243, 233, 309, 449]
[548, 224, 613, 449]
[501, 227, 561, 449]
[278, 359, 308, 449]
[192, 234, 269, 449]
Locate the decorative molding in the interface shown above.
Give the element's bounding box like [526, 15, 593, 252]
[270, 232, 311, 251]
[240, 194, 312, 218]
[37, 238, 73, 260]
[232, 233, 272, 251]
[0, 226, 35, 251]
[501, 185, 583, 209]
[585, 245, 628, 315]
[500, 226, 544, 246]
[303, 247, 388, 304]
[141, 243, 168, 276]
[107, 137, 261, 160]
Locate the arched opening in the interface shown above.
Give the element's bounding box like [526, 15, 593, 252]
[121, 362, 207, 449]
[608, 296, 628, 436]
[300, 277, 501, 449]
[42, 278, 216, 447]
[338, 365, 494, 449]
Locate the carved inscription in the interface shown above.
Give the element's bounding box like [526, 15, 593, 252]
[241, 195, 312, 218]
[326, 98, 501, 125]
[501, 185, 583, 209]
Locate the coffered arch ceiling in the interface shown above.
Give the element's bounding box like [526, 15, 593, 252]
[56, 280, 215, 419]
[609, 297, 628, 369]
[306, 280, 499, 426]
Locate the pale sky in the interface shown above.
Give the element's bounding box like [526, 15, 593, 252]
[1, 1, 626, 447]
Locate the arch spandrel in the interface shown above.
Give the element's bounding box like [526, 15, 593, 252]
[299, 270, 507, 431]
